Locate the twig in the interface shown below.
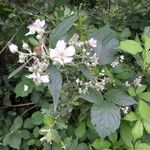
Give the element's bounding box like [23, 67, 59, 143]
[0, 102, 35, 109]
[0, 32, 17, 54]
[21, 105, 37, 116]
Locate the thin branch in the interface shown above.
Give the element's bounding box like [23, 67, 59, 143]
[0, 102, 35, 109]
[21, 105, 37, 116]
[0, 32, 17, 54]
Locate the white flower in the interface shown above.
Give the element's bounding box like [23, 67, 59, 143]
[8, 43, 18, 53]
[121, 107, 129, 114]
[18, 53, 27, 63]
[111, 60, 119, 68]
[133, 76, 142, 87]
[50, 40, 75, 65]
[22, 41, 29, 50]
[75, 41, 84, 47]
[120, 55, 125, 61]
[124, 81, 130, 87]
[26, 73, 49, 85]
[88, 38, 97, 48]
[25, 19, 45, 36]
[24, 85, 28, 91]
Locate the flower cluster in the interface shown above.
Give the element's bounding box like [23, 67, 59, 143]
[124, 76, 142, 88]
[111, 55, 125, 68]
[76, 70, 111, 94]
[133, 76, 142, 87]
[8, 19, 97, 86]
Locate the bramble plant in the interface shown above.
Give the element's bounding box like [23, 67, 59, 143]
[1, 1, 150, 150]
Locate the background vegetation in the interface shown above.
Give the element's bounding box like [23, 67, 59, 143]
[0, 0, 150, 150]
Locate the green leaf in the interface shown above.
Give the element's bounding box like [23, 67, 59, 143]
[48, 64, 62, 111]
[90, 25, 119, 65]
[119, 40, 143, 54]
[21, 129, 30, 140]
[23, 118, 34, 129]
[91, 101, 121, 138]
[3, 131, 22, 149]
[143, 120, 150, 134]
[143, 26, 150, 36]
[135, 143, 150, 150]
[31, 111, 44, 125]
[132, 120, 143, 140]
[127, 86, 136, 96]
[138, 100, 150, 121]
[11, 116, 23, 131]
[138, 92, 150, 102]
[79, 64, 96, 84]
[28, 37, 38, 45]
[108, 132, 117, 143]
[33, 126, 39, 138]
[68, 139, 78, 150]
[80, 88, 103, 105]
[15, 79, 34, 97]
[136, 85, 147, 94]
[27, 139, 36, 146]
[142, 35, 150, 50]
[124, 112, 138, 121]
[91, 138, 111, 149]
[142, 51, 150, 64]
[77, 143, 88, 150]
[120, 122, 133, 148]
[49, 15, 77, 45]
[105, 89, 136, 106]
[44, 114, 54, 126]
[75, 121, 86, 139]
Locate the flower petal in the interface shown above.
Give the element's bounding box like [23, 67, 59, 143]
[50, 49, 58, 58]
[65, 46, 75, 57]
[56, 40, 66, 50]
[63, 57, 73, 64]
[40, 75, 49, 83]
[53, 58, 64, 65]
[26, 73, 36, 79]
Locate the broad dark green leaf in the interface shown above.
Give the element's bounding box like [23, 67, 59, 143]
[90, 25, 119, 65]
[80, 88, 103, 105]
[91, 101, 121, 138]
[3, 131, 22, 150]
[105, 89, 136, 106]
[48, 64, 62, 111]
[49, 15, 77, 45]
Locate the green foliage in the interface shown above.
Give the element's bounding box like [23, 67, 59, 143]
[48, 64, 62, 111]
[31, 111, 44, 125]
[49, 14, 77, 45]
[0, 0, 150, 149]
[90, 25, 119, 65]
[91, 101, 121, 138]
[119, 40, 143, 54]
